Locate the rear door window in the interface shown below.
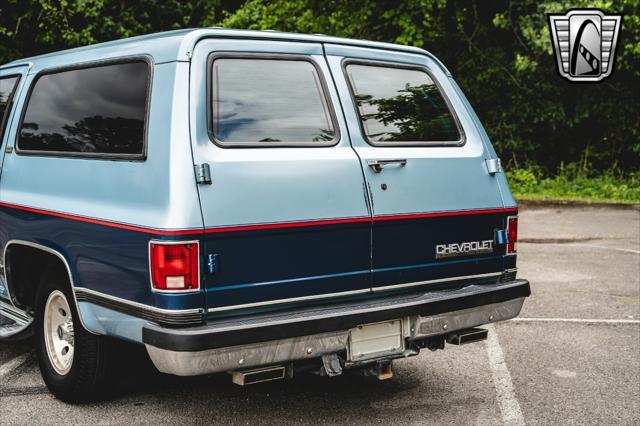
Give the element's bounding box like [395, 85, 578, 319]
[345, 63, 462, 146]
[210, 57, 337, 146]
[0, 75, 20, 141]
[17, 60, 150, 158]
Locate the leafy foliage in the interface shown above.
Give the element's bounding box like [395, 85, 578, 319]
[221, 0, 639, 173]
[0, 0, 243, 61]
[507, 166, 640, 203]
[357, 84, 460, 142]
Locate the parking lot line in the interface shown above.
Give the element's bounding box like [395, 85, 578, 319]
[532, 242, 640, 255]
[485, 324, 525, 426]
[0, 353, 30, 380]
[571, 244, 640, 254]
[511, 318, 640, 324]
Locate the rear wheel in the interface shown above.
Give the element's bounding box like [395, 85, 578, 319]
[35, 269, 116, 402]
[42, 290, 75, 376]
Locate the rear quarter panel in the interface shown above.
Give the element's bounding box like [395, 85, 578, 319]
[0, 59, 204, 313]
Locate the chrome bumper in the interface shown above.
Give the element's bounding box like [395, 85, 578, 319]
[145, 281, 528, 376]
[147, 329, 351, 376]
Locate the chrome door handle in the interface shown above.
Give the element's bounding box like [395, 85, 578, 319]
[367, 159, 407, 173]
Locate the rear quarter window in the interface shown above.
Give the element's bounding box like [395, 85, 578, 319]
[17, 60, 150, 158]
[345, 63, 463, 146]
[209, 56, 337, 147]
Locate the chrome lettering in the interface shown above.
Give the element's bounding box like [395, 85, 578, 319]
[435, 240, 494, 259]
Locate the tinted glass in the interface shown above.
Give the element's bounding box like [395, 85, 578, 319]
[346, 64, 461, 144]
[18, 61, 149, 155]
[211, 58, 336, 144]
[0, 76, 19, 138]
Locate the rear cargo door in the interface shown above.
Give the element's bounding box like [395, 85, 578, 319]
[190, 39, 371, 314]
[325, 44, 511, 292]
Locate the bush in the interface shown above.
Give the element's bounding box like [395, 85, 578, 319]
[506, 165, 640, 204]
[506, 168, 539, 194]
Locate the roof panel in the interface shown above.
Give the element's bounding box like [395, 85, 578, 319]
[1, 28, 440, 74]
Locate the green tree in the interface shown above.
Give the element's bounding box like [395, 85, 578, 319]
[0, 0, 243, 63]
[221, 0, 640, 173]
[357, 84, 460, 142]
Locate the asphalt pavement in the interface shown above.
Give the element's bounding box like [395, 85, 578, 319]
[1, 205, 639, 425]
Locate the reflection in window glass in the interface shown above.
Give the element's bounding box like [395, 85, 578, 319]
[0, 76, 19, 138]
[346, 64, 461, 144]
[18, 61, 149, 155]
[211, 58, 335, 144]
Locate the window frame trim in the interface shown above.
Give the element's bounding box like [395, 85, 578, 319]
[206, 52, 341, 148]
[0, 73, 22, 147]
[341, 58, 466, 148]
[14, 55, 153, 161]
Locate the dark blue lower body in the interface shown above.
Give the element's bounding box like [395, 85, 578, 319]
[0, 204, 516, 320]
[372, 212, 509, 287]
[203, 222, 372, 311]
[0, 204, 203, 311]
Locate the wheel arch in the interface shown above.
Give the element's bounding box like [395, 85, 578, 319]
[2, 240, 90, 331]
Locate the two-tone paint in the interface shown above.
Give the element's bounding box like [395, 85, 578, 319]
[0, 29, 518, 344]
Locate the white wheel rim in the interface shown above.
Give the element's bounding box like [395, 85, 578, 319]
[43, 290, 75, 375]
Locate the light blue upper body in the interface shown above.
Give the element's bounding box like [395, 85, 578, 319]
[1, 28, 513, 231]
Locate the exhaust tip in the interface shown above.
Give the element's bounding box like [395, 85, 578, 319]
[231, 365, 287, 386]
[363, 360, 394, 381]
[446, 327, 488, 345]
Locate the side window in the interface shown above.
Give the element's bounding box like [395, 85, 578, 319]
[209, 57, 337, 146]
[17, 60, 150, 157]
[0, 75, 20, 142]
[345, 63, 463, 146]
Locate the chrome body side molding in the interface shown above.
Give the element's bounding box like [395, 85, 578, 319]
[372, 272, 503, 292]
[75, 287, 203, 326]
[207, 272, 505, 313]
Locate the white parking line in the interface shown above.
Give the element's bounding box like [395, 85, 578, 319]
[574, 244, 640, 254]
[0, 353, 30, 380]
[511, 318, 640, 324]
[531, 242, 640, 254]
[485, 324, 525, 426]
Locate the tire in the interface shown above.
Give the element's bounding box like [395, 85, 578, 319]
[35, 267, 116, 403]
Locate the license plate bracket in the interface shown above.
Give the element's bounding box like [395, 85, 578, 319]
[348, 319, 404, 362]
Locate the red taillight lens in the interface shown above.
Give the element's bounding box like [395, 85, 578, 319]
[507, 216, 518, 254]
[150, 242, 199, 292]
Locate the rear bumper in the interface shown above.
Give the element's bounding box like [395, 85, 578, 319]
[143, 279, 530, 376]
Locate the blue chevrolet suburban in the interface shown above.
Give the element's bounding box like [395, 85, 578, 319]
[0, 29, 530, 402]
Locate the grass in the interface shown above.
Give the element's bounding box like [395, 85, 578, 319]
[506, 165, 640, 205]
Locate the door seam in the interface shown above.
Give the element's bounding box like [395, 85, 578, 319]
[321, 43, 374, 289]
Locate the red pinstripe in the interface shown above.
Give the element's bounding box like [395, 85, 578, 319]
[0, 202, 517, 236]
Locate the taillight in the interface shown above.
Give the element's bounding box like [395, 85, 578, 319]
[150, 242, 199, 292]
[506, 216, 518, 255]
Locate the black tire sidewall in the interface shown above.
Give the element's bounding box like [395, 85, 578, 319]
[34, 270, 100, 400]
